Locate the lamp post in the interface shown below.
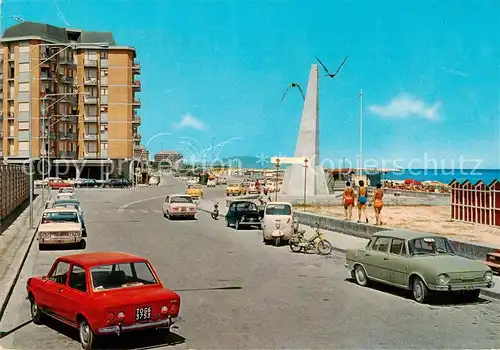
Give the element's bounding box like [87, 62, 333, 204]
[275, 158, 280, 202]
[303, 158, 308, 210]
[28, 42, 109, 228]
[40, 92, 82, 204]
[358, 89, 363, 178]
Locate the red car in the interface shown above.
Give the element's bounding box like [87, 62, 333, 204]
[26, 252, 181, 349]
[48, 179, 73, 189]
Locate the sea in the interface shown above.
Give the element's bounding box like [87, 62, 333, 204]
[381, 169, 500, 185]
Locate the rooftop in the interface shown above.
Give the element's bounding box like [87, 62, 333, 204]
[59, 252, 147, 268]
[1, 21, 117, 46]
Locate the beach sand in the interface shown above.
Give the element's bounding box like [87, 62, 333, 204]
[304, 205, 500, 247]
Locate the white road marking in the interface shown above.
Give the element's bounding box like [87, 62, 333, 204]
[140, 210, 148, 213]
[118, 195, 167, 210]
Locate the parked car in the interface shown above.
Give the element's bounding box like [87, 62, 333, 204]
[262, 202, 294, 245]
[217, 177, 227, 185]
[149, 176, 160, 186]
[55, 192, 76, 201]
[26, 252, 181, 349]
[186, 184, 203, 199]
[58, 187, 75, 194]
[52, 199, 86, 236]
[75, 179, 102, 188]
[247, 184, 260, 194]
[162, 194, 197, 220]
[225, 200, 263, 230]
[38, 208, 85, 249]
[48, 179, 73, 189]
[226, 183, 246, 196]
[106, 179, 132, 188]
[345, 230, 495, 303]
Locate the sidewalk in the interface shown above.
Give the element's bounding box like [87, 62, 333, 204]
[198, 198, 500, 300]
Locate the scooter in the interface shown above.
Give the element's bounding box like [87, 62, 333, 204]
[211, 202, 219, 220]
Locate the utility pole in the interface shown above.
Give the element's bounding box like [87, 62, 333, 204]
[211, 136, 215, 169]
[358, 89, 363, 177]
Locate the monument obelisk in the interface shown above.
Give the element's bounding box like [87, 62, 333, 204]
[280, 64, 329, 196]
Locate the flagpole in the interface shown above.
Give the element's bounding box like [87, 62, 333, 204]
[359, 89, 363, 177]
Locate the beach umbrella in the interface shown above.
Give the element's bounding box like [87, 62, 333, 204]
[404, 179, 415, 184]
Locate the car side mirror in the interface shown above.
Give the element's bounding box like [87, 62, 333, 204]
[42, 276, 48, 282]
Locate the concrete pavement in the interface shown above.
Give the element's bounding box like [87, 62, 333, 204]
[0, 179, 499, 349]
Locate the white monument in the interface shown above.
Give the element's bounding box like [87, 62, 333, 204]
[280, 64, 329, 196]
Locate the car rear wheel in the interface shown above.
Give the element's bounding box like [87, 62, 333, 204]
[354, 265, 369, 287]
[79, 319, 96, 350]
[412, 276, 428, 303]
[30, 297, 43, 325]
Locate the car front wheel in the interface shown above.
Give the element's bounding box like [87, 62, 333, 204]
[79, 319, 96, 350]
[354, 265, 369, 286]
[412, 276, 428, 303]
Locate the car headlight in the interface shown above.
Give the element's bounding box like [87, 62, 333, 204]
[484, 271, 493, 282]
[436, 274, 450, 285]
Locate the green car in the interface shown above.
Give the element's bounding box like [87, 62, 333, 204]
[345, 230, 495, 303]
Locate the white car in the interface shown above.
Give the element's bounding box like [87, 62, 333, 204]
[247, 184, 260, 194]
[162, 194, 197, 220]
[149, 176, 160, 186]
[38, 208, 85, 249]
[58, 187, 75, 194]
[55, 192, 75, 201]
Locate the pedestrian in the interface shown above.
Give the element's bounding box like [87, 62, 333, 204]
[343, 181, 355, 220]
[373, 183, 384, 225]
[357, 180, 368, 223]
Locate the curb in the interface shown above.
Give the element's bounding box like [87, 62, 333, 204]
[0, 189, 50, 322]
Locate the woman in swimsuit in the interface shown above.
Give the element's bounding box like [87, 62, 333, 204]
[357, 180, 368, 223]
[343, 181, 355, 220]
[373, 183, 384, 225]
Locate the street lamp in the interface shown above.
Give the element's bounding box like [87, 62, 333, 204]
[40, 92, 83, 203]
[28, 42, 109, 228]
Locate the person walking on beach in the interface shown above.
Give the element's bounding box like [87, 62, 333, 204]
[373, 183, 384, 225]
[357, 180, 369, 223]
[343, 181, 355, 220]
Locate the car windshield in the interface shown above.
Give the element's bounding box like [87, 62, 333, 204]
[266, 204, 291, 215]
[53, 204, 79, 210]
[171, 196, 193, 203]
[90, 262, 158, 290]
[41, 212, 79, 223]
[408, 237, 455, 255]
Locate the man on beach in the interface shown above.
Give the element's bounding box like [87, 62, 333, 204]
[343, 181, 355, 220]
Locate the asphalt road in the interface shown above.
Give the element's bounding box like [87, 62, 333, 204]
[1, 176, 499, 349]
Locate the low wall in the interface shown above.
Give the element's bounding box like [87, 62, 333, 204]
[294, 211, 497, 260]
[0, 164, 29, 222]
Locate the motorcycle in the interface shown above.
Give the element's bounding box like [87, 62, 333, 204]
[211, 202, 219, 220]
[289, 223, 333, 255]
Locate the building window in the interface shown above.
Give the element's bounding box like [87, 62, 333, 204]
[100, 142, 108, 150]
[19, 102, 29, 112]
[100, 69, 108, 77]
[100, 125, 108, 132]
[19, 63, 29, 72]
[100, 88, 108, 96]
[100, 51, 108, 59]
[18, 122, 29, 130]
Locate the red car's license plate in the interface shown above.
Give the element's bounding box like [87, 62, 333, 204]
[136, 306, 152, 321]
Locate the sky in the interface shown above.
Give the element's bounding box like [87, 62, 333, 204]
[4, 0, 499, 169]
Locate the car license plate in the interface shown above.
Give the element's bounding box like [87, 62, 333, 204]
[272, 230, 284, 237]
[136, 306, 152, 321]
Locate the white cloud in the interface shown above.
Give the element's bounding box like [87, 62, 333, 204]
[441, 66, 469, 77]
[173, 113, 208, 130]
[368, 94, 441, 121]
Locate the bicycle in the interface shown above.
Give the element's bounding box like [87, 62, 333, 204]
[289, 223, 333, 255]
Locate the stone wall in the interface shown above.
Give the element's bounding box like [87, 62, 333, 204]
[0, 164, 29, 222]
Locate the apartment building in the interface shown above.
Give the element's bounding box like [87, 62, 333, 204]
[0, 21, 141, 179]
[154, 151, 183, 168]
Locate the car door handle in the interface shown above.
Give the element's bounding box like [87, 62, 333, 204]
[383, 258, 389, 260]
[365, 253, 371, 256]
[58, 288, 63, 293]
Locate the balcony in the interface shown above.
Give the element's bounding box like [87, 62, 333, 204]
[60, 133, 77, 141]
[0, 92, 3, 99]
[0, 131, 3, 138]
[60, 115, 78, 123]
[84, 96, 98, 104]
[84, 133, 98, 141]
[84, 60, 98, 67]
[60, 151, 77, 159]
[133, 115, 141, 124]
[133, 144, 142, 150]
[7, 112, 14, 119]
[84, 77, 98, 85]
[60, 76, 74, 84]
[100, 113, 108, 122]
[59, 56, 76, 66]
[133, 80, 141, 91]
[84, 152, 98, 158]
[101, 95, 108, 104]
[84, 115, 98, 123]
[60, 95, 78, 104]
[8, 53, 14, 61]
[100, 133, 108, 141]
[100, 150, 108, 158]
[133, 98, 141, 108]
[133, 61, 141, 74]
[41, 52, 56, 61]
[133, 133, 142, 141]
[40, 72, 56, 81]
[101, 59, 108, 68]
